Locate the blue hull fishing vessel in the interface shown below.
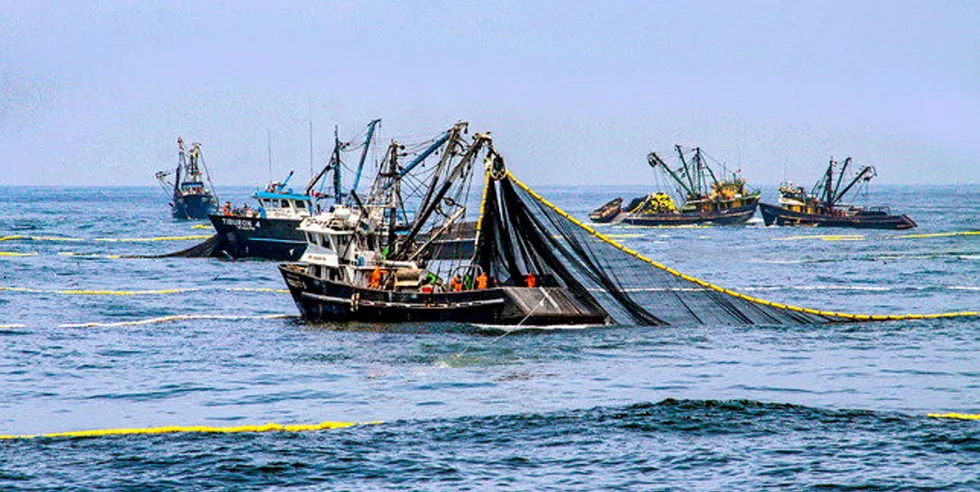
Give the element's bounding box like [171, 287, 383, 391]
[209, 180, 315, 260]
[208, 120, 382, 260]
[156, 138, 219, 220]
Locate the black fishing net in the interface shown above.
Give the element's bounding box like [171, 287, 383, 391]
[475, 173, 844, 326]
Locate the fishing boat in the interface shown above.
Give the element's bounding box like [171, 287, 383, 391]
[592, 146, 760, 226]
[208, 120, 381, 260]
[208, 171, 316, 260]
[618, 146, 760, 226]
[155, 138, 219, 219]
[279, 125, 609, 326]
[759, 157, 917, 229]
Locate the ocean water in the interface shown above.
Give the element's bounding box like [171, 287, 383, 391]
[0, 184, 977, 490]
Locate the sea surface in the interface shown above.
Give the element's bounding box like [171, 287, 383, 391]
[0, 184, 977, 490]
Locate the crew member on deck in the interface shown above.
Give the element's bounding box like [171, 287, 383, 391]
[222, 202, 232, 216]
[525, 272, 537, 288]
[369, 267, 383, 289]
[476, 272, 489, 290]
[450, 275, 463, 292]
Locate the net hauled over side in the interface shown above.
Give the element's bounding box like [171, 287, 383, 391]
[497, 171, 978, 326]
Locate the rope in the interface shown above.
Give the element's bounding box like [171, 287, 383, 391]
[927, 413, 980, 421]
[0, 235, 212, 243]
[0, 286, 288, 296]
[0, 420, 380, 440]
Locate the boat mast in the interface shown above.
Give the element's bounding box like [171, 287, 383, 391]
[378, 125, 456, 193]
[694, 148, 704, 195]
[415, 122, 468, 219]
[385, 142, 400, 250]
[392, 133, 491, 260]
[819, 158, 835, 206]
[351, 119, 382, 195]
[174, 137, 186, 196]
[833, 163, 876, 205]
[830, 157, 850, 206]
[647, 151, 695, 197]
[694, 147, 720, 192]
[332, 126, 343, 204]
[674, 145, 699, 198]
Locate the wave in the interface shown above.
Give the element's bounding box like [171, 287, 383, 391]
[1, 399, 974, 490]
[58, 313, 295, 328]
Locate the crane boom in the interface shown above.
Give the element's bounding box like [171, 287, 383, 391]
[351, 119, 382, 193]
[647, 151, 695, 196]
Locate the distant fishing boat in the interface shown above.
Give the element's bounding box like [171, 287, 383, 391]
[759, 157, 917, 230]
[207, 120, 477, 261]
[209, 120, 381, 261]
[591, 146, 760, 226]
[155, 138, 219, 220]
[208, 171, 316, 260]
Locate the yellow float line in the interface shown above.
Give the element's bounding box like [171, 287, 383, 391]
[622, 224, 706, 229]
[0, 251, 39, 257]
[93, 235, 213, 242]
[0, 324, 27, 329]
[0, 235, 84, 242]
[0, 286, 288, 296]
[60, 288, 201, 296]
[191, 224, 214, 230]
[927, 413, 980, 421]
[505, 171, 979, 322]
[898, 231, 980, 239]
[0, 235, 210, 243]
[227, 287, 290, 293]
[774, 234, 866, 242]
[0, 420, 380, 440]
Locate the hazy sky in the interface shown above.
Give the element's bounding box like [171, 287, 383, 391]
[2, 1, 978, 187]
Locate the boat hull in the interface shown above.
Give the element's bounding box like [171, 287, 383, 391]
[759, 203, 917, 230]
[621, 202, 758, 226]
[209, 215, 307, 260]
[589, 198, 624, 223]
[278, 264, 608, 326]
[172, 194, 217, 220]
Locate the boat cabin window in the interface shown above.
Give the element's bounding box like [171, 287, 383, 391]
[333, 235, 350, 252]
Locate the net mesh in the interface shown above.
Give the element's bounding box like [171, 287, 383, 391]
[475, 171, 968, 326]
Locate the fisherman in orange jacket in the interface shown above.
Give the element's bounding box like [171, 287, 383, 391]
[450, 275, 464, 292]
[525, 272, 537, 288]
[368, 267, 383, 289]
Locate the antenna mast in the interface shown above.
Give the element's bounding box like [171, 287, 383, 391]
[267, 129, 272, 182]
[308, 94, 314, 178]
